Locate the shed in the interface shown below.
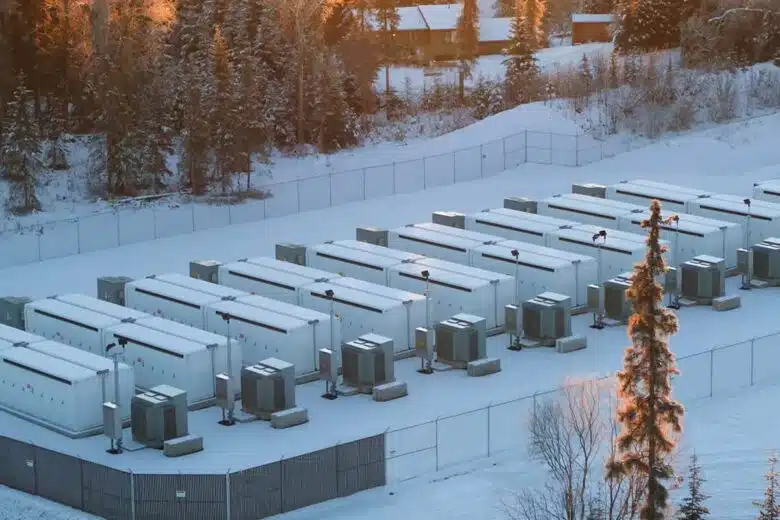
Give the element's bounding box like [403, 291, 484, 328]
[571, 13, 616, 45]
[478, 17, 512, 55]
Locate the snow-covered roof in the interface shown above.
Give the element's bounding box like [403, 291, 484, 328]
[363, 4, 464, 32]
[571, 13, 616, 24]
[479, 17, 512, 42]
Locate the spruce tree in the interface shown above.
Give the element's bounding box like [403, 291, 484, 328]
[2, 76, 42, 215]
[677, 452, 710, 520]
[503, 1, 539, 106]
[456, 0, 480, 98]
[521, 0, 546, 49]
[208, 26, 236, 193]
[374, 0, 399, 94]
[755, 452, 780, 520]
[582, 0, 614, 14]
[607, 199, 684, 520]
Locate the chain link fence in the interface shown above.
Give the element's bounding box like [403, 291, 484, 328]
[385, 331, 780, 483]
[0, 130, 642, 270]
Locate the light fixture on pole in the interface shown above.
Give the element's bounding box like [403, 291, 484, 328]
[742, 198, 753, 290]
[324, 289, 339, 399]
[591, 230, 607, 329]
[105, 338, 126, 453]
[218, 312, 236, 426]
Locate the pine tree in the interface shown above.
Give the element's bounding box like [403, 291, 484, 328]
[677, 452, 710, 520]
[755, 452, 780, 520]
[456, 0, 479, 97]
[207, 26, 236, 193]
[615, 0, 688, 53]
[607, 199, 685, 520]
[503, 0, 539, 106]
[374, 0, 400, 94]
[582, 0, 614, 14]
[518, 0, 546, 49]
[2, 76, 42, 215]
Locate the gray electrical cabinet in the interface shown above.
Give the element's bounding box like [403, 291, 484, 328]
[572, 183, 607, 198]
[521, 292, 572, 346]
[504, 197, 537, 213]
[586, 284, 603, 313]
[240, 358, 296, 419]
[752, 240, 780, 282]
[431, 211, 465, 229]
[504, 304, 521, 336]
[414, 327, 434, 361]
[215, 373, 233, 409]
[131, 385, 188, 449]
[102, 402, 122, 441]
[0, 296, 32, 329]
[681, 255, 725, 301]
[97, 276, 133, 306]
[341, 333, 395, 392]
[434, 313, 487, 367]
[664, 267, 680, 294]
[603, 273, 633, 322]
[356, 227, 389, 247]
[275, 243, 307, 265]
[190, 260, 222, 283]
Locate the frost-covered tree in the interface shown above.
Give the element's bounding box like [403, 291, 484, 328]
[755, 452, 780, 520]
[374, 0, 400, 94]
[520, 0, 547, 49]
[615, 0, 693, 52]
[207, 26, 236, 193]
[2, 77, 42, 214]
[677, 452, 710, 520]
[457, 0, 480, 97]
[504, 0, 540, 106]
[582, 0, 614, 14]
[607, 199, 684, 520]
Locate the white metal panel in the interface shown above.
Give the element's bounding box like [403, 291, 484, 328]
[412, 222, 504, 243]
[329, 277, 425, 351]
[0, 323, 45, 346]
[306, 243, 398, 285]
[125, 278, 219, 328]
[753, 179, 780, 204]
[605, 180, 712, 213]
[465, 209, 576, 246]
[53, 293, 149, 322]
[134, 316, 242, 393]
[328, 240, 425, 263]
[537, 194, 636, 227]
[24, 340, 134, 420]
[205, 299, 315, 375]
[236, 294, 341, 369]
[244, 256, 338, 281]
[24, 299, 121, 355]
[0, 347, 100, 433]
[102, 322, 214, 405]
[301, 281, 408, 353]
[217, 262, 313, 304]
[688, 194, 780, 245]
[388, 226, 479, 264]
[153, 273, 247, 299]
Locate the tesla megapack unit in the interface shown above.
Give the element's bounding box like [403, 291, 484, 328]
[388, 257, 513, 330]
[687, 194, 780, 244]
[103, 322, 240, 407]
[0, 322, 46, 346]
[0, 296, 32, 329]
[386, 224, 499, 265]
[753, 178, 780, 205]
[217, 257, 339, 304]
[605, 179, 713, 213]
[546, 224, 669, 282]
[153, 272, 247, 300]
[463, 208, 578, 247]
[241, 358, 296, 418]
[469, 240, 597, 308]
[0, 347, 120, 436]
[521, 292, 572, 346]
[341, 333, 395, 392]
[51, 293, 149, 322]
[131, 384, 188, 449]
[204, 298, 330, 376]
[617, 211, 742, 268]
[536, 193, 644, 228]
[434, 314, 486, 368]
[305, 240, 424, 285]
[680, 255, 726, 302]
[750, 238, 780, 284]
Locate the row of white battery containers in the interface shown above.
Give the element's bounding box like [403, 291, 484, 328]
[304, 239, 514, 330]
[493, 192, 743, 269]
[123, 273, 339, 376]
[0, 323, 134, 435]
[22, 294, 237, 407]
[384, 222, 597, 308]
[213, 257, 424, 354]
[606, 179, 780, 247]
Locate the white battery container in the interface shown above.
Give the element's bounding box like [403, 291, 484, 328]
[605, 179, 713, 213]
[687, 194, 780, 245]
[465, 208, 577, 246]
[0, 322, 46, 346]
[124, 277, 227, 328]
[536, 193, 643, 228]
[24, 299, 122, 355]
[51, 293, 149, 322]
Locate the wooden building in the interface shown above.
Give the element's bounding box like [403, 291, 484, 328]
[571, 13, 616, 45]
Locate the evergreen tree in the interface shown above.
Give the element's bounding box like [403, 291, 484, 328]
[503, 1, 539, 106]
[456, 0, 479, 97]
[755, 452, 780, 520]
[207, 26, 236, 193]
[615, 0, 692, 53]
[677, 452, 710, 520]
[374, 0, 400, 94]
[519, 0, 546, 49]
[582, 0, 614, 14]
[607, 199, 684, 520]
[2, 76, 42, 215]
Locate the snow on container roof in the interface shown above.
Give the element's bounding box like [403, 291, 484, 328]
[755, 178, 780, 193]
[392, 262, 484, 290]
[53, 294, 148, 321]
[208, 299, 308, 332]
[393, 226, 486, 252]
[328, 240, 425, 263]
[105, 322, 205, 357]
[621, 211, 730, 235]
[0, 323, 45, 345]
[129, 278, 225, 307]
[329, 277, 425, 303]
[27, 298, 121, 331]
[244, 257, 337, 281]
[572, 13, 616, 23]
[0, 339, 17, 351]
[135, 317, 227, 346]
[309, 243, 405, 270]
[221, 261, 318, 291]
[26, 340, 117, 373]
[472, 209, 575, 237]
[304, 281, 399, 313]
[237, 294, 331, 323]
[629, 179, 712, 197]
[413, 257, 513, 282]
[705, 194, 780, 219]
[553, 226, 647, 252]
[542, 193, 639, 220]
[559, 193, 645, 213]
[473, 243, 571, 270]
[491, 238, 596, 264]
[412, 222, 503, 244]
[1, 347, 94, 384]
[483, 208, 578, 227]
[479, 17, 512, 42]
[153, 273, 246, 299]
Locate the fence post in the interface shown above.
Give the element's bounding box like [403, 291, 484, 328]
[524, 130, 528, 163]
[153, 208, 158, 239]
[709, 348, 714, 398]
[501, 137, 507, 170]
[487, 404, 491, 457]
[575, 135, 580, 166]
[76, 220, 81, 254]
[225, 471, 231, 520]
[480, 144, 484, 178]
[116, 213, 121, 246]
[452, 152, 457, 185]
[533, 392, 537, 424]
[423, 157, 427, 190]
[190, 203, 196, 232]
[296, 179, 301, 213]
[37, 227, 42, 261]
[750, 339, 755, 386]
[549, 132, 554, 164]
[130, 469, 136, 520]
[362, 168, 367, 200]
[392, 162, 397, 195]
[329, 173, 333, 207]
[435, 417, 439, 471]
